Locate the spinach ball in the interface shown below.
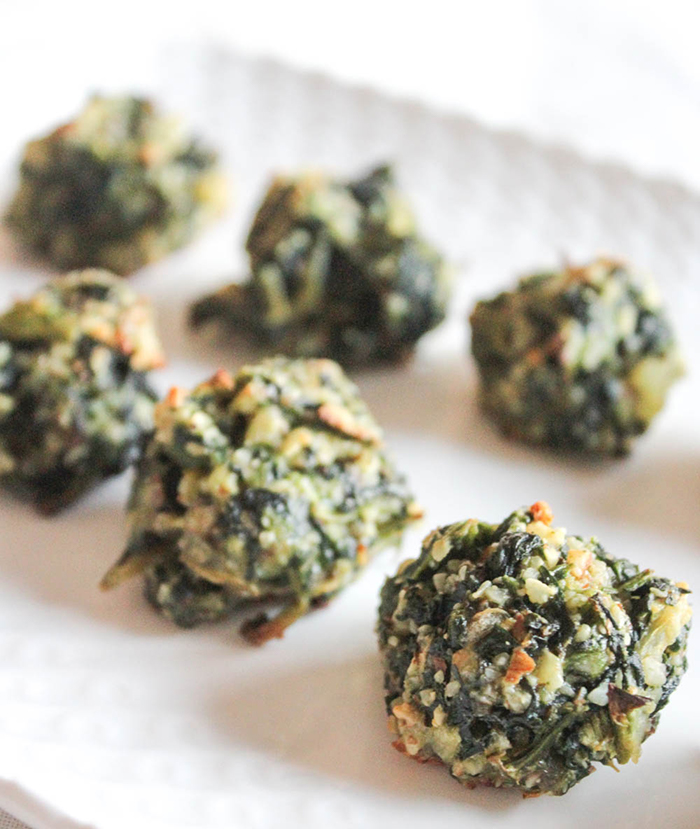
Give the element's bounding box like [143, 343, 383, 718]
[0, 269, 164, 512]
[378, 502, 691, 795]
[470, 258, 684, 455]
[5, 95, 227, 275]
[190, 165, 450, 366]
[102, 357, 420, 643]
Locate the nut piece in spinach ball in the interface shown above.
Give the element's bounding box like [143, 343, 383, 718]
[0, 269, 165, 513]
[190, 165, 451, 366]
[5, 95, 227, 275]
[101, 357, 421, 644]
[378, 501, 691, 796]
[470, 258, 684, 455]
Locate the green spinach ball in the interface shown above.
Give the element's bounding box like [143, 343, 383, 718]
[191, 165, 450, 366]
[378, 502, 691, 795]
[102, 356, 420, 643]
[0, 270, 164, 512]
[470, 258, 684, 455]
[6, 95, 227, 275]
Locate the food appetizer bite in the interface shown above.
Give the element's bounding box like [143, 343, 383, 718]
[102, 356, 420, 643]
[191, 165, 450, 366]
[470, 258, 684, 455]
[0, 270, 165, 513]
[5, 95, 227, 275]
[378, 502, 691, 796]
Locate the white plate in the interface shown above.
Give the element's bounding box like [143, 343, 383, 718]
[0, 44, 698, 829]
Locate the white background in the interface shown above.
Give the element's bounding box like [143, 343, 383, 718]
[3, 0, 700, 190]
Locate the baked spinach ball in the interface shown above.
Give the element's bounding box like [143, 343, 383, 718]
[5, 95, 227, 275]
[470, 258, 684, 455]
[101, 357, 421, 643]
[0, 269, 165, 513]
[378, 502, 691, 796]
[190, 165, 451, 366]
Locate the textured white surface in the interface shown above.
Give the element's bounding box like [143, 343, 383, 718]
[4, 2, 700, 190]
[0, 45, 698, 829]
[0, 811, 29, 829]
